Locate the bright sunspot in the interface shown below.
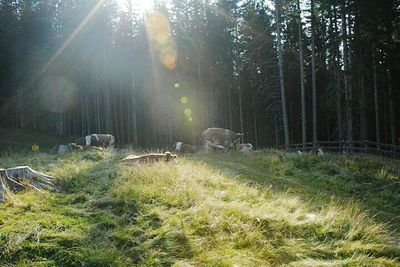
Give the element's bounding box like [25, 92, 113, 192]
[116, 0, 154, 13]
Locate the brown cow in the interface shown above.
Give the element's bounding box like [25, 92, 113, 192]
[85, 134, 115, 148]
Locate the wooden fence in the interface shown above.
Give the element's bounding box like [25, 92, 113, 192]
[275, 140, 400, 158]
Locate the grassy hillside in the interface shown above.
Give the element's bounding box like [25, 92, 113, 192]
[0, 149, 399, 266]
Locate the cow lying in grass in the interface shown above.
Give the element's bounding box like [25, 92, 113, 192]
[235, 143, 256, 154]
[175, 142, 199, 154]
[57, 143, 103, 154]
[85, 134, 115, 149]
[120, 151, 178, 165]
[297, 148, 324, 157]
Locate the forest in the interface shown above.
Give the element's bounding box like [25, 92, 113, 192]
[0, 0, 399, 148]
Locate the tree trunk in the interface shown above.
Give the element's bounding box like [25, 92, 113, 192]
[275, 0, 290, 147]
[252, 92, 258, 147]
[360, 73, 367, 140]
[17, 91, 23, 128]
[383, 87, 388, 143]
[105, 86, 112, 133]
[311, 0, 317, 150]
[113, 82, 120, 144]
[95, 85, 101, 133]
[275, 115, 279, 146]
[347, 6, 353, 144]
[228, 85, 233, 130]
[333, 5, 343, 142]
[84, 93, 90, 134]
[373, 52, 380, 144]
[235, 16, 244, 135]
[388, 69, 396, 145]
[80, 98, 85, 136]
[341, 0, 352, 146]
[239, 84, 244, 134]
[297, 0, 306, 150]
[132, 71, 138, 147]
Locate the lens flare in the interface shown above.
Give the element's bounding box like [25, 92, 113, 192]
[180, 96, 188, 104]
[145, 11, 171, 44]
[184, 108, 192, 117]
[174, 83, 180, 88]
[145, 11, 177, 70]
[161, 50, 177, 70]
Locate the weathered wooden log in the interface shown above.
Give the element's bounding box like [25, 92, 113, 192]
[0, 166, 57, 202]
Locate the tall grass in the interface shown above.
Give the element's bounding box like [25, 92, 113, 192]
[0, 150, 399, 266]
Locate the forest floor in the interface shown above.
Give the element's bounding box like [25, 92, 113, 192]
[0, 132, 400, 266]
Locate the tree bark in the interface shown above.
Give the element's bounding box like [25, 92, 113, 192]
[84, 92, 90, 134]
[347, 6, 353, 144]
[239, 84, 244, 134]
[95, 85, 101, 133]
[388, 69, 396, 145]
[228, 85, 233, 130]
[360, 72, 367, 140]
[275, 0, 290, 147]
[132, 69, 138, 147]
[373, 52, 380, 144]
[333, 5, 343, 141]
[297, 0, 306, 150]
[311, 0, 317, 150]
[341, 0, 352, 145]
[252, 92, 258, 147]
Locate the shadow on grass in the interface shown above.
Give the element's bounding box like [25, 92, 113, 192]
[193, 151, 400, 229]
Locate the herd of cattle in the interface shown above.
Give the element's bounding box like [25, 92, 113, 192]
[178, 127, 255, 154]
[74, 127, 256, 155]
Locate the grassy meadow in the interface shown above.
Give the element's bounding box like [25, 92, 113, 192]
[0, 140, 399, 266]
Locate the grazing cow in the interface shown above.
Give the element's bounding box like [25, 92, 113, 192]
[235, 143, 255, 154]
[85, 134, 115, 148]
[120, 151, 178, 165]
[201, 128, 243, 152]
[175, 142, 198, 154]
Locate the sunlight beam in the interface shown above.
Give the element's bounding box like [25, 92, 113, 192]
[38, 0, 107, 79]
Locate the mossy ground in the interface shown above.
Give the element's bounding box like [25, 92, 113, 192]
[0, 147, 399, 266]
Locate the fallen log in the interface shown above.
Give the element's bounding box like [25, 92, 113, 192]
[0, 166, 57, 202]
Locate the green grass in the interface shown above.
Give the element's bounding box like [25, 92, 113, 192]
[0, 148, 399, 266]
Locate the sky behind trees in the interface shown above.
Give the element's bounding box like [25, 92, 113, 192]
[0, 0, 399, 148]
